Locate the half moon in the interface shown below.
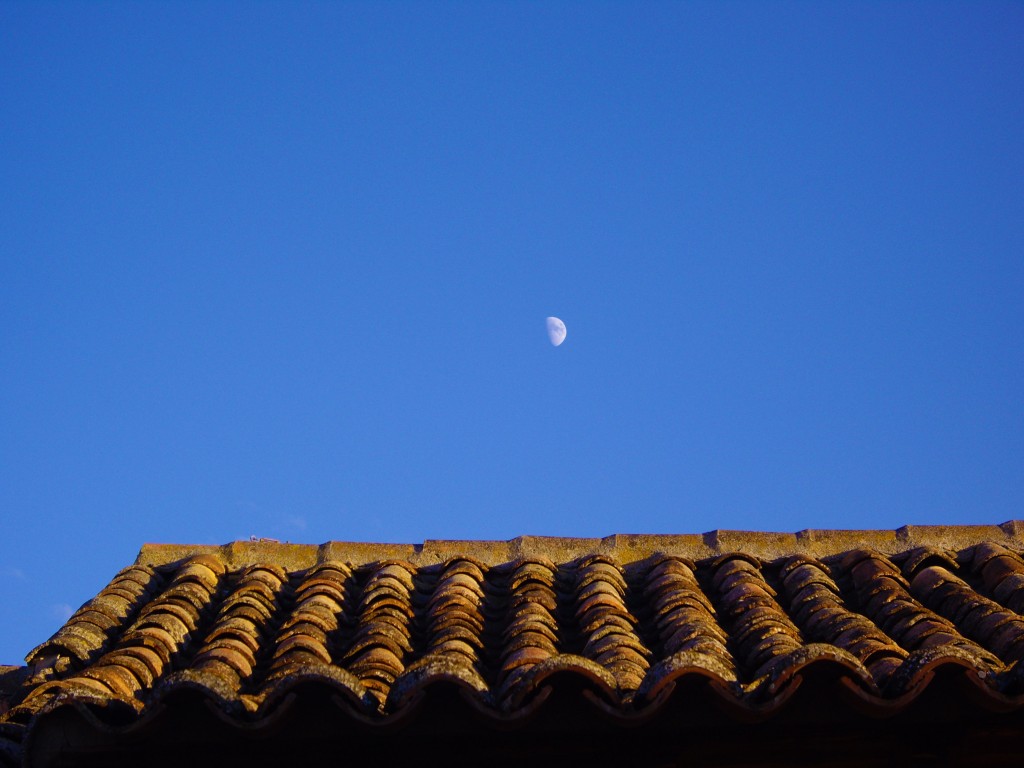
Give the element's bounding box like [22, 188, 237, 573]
[546, 316, 567, 346]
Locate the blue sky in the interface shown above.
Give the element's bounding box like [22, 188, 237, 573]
[1, 2, 1022, 664]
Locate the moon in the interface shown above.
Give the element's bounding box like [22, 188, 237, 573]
[546, 316, 567, 346]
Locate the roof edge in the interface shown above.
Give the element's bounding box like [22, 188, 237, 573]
[135, 522, 1024, 569]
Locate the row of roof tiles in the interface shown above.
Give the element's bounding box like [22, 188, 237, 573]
[4, 531, 1024, 736]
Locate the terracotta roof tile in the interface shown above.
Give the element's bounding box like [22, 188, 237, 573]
[6, 523, 1024, 763]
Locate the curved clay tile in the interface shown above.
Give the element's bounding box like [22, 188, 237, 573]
[844, 550, 998, 662]
[397, 557, 495, 711]
[709, 555, 803, 683]
[505, 653, 619, 710]
[897, 546, 961, 576]
[778, 555, 905, 687]
[343, 561, 417, 705]
[972, 542, 1024, 612]
[496, 559, 560, 706]
[25, 564, 161, 666]
[911, 565, 1024, 663]
[156, 562, 286, 711]
[571, 555, 650, 694]
[16, 555, 227, 718]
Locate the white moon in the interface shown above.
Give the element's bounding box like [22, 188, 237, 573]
[546, 316, 567, 346]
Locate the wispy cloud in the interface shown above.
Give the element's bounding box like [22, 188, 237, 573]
[3, 566, 27, 581]
[287, 515, 308, 531]
[52, 603, 74, 621]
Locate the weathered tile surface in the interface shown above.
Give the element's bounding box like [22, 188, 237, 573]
[4, 523, 1024, 764]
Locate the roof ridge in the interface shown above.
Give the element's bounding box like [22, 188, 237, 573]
[135, 522, 1024, 569]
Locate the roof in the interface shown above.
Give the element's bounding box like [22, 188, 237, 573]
[5, 523, 1024, 766]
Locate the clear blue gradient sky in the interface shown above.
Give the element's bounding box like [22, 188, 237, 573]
[1, 2, 1022, 664]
